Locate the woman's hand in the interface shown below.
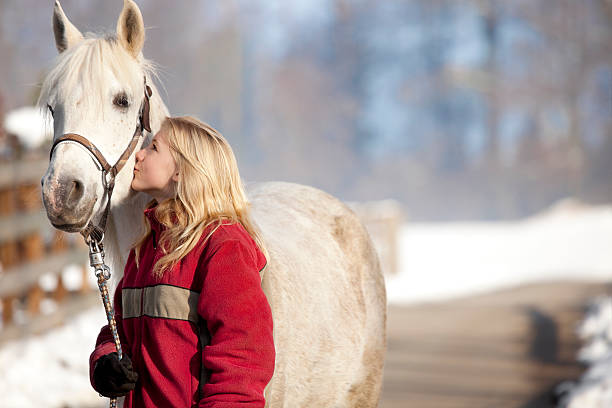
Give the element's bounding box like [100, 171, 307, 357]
[93, 352, 139, 397]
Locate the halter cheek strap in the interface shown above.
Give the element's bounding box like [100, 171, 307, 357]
[49, 76, 153, 243]
[142, 83, 152, 133]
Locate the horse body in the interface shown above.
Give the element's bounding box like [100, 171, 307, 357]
[250, 182, 386, 406]
[40, 1, 386, 406]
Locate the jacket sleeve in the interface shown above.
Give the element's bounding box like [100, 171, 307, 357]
[89, 276, 126, 392]
[197, 239, 275, 408]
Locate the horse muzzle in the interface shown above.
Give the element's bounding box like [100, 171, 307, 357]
[42, 175, 96, 232]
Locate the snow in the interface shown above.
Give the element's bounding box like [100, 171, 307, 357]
[4, 106, 53, 150]
[557, 296, 612, 408]
[62, 264, 86, 291]
[387, 200, 612, 304]
[1, 199, 612, 407]
[0, 307, 108, 408]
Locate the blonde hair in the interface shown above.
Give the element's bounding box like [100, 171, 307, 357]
[133, 116, 267, 278]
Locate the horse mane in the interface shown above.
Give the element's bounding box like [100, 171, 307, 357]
[38, 34, 158, 119]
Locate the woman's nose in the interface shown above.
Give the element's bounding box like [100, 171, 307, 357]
[135, 149, 144, 161]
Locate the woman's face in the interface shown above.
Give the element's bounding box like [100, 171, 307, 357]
[132, 129, 178, 202]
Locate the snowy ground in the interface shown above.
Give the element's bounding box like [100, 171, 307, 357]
[4, 106, 52, 150]
[0, 307, 108, 408]
[387, 199, 612, 304]
[1, 199, 612, 407]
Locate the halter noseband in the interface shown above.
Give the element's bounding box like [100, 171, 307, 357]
[49, 77, 153, 243]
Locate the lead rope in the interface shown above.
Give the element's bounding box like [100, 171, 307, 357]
[88, 235, 122, 408]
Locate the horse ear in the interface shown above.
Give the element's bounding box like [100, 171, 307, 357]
[53, 1, 83, 53]
[116, 0, 145, 59]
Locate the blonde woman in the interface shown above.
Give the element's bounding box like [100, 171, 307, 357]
[89, 116, 275, 407]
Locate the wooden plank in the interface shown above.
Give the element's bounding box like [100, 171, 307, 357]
[0, 210, 49, 244]
[0, 158, 48, 188]
[20, 232, 44, 261]
[53, 278, 68, 302]
[0, 247, 88, 298]
[0, 293, 101, 345]
[379, 281, 609, 408]
[16, 184, 41, 211]
[79, 266, 91, 294]
[0, 241, 18, 269]
[26, 285, 44, 316]
[348, 200, 404, 276]
[1, 296, 15, 326]
[51, 230, 70, 252]
[0, 188, 15, 215]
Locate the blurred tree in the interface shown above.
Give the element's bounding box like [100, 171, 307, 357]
[253, 58, 358, 193]
[3, 0, 612, 219]
[516, 0, 612, 195]
[478, 0, 500, 167]
[0, 90, 5, 137]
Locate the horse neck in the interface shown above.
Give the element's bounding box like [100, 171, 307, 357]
[104, 79, 169, 277]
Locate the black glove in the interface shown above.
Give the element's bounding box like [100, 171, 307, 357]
[93, 352, 139, 398]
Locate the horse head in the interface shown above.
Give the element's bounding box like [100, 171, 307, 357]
[40, 0, 161, 234]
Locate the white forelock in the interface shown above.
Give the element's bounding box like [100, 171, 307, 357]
[38, 35, 157, 119]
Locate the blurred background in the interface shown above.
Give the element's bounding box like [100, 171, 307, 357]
[1, 0, 612, 407]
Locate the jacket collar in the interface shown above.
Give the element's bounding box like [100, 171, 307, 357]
[144, 205, 163, 235]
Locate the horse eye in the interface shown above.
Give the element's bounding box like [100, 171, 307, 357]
[113, 93, 130, 108]
[47, 104, 54, 117]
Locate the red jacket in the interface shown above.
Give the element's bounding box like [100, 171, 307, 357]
[90, 207, 275, 407]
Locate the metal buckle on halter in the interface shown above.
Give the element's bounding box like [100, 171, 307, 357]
[88, 234, 103, 259]
[88, 236, 111, 281]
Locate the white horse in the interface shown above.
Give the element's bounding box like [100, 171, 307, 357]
[40, 1, 387, 406]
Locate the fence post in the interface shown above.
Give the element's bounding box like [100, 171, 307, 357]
[2, 297, 14, 326]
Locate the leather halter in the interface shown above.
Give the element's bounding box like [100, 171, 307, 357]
[49, 77, 153, 243]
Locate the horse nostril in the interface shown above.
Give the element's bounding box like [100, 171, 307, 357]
[67, 180, 84, 204]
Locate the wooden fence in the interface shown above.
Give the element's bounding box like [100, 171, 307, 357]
[348, 200, 404, 276]
[0, 156, 93, 343]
